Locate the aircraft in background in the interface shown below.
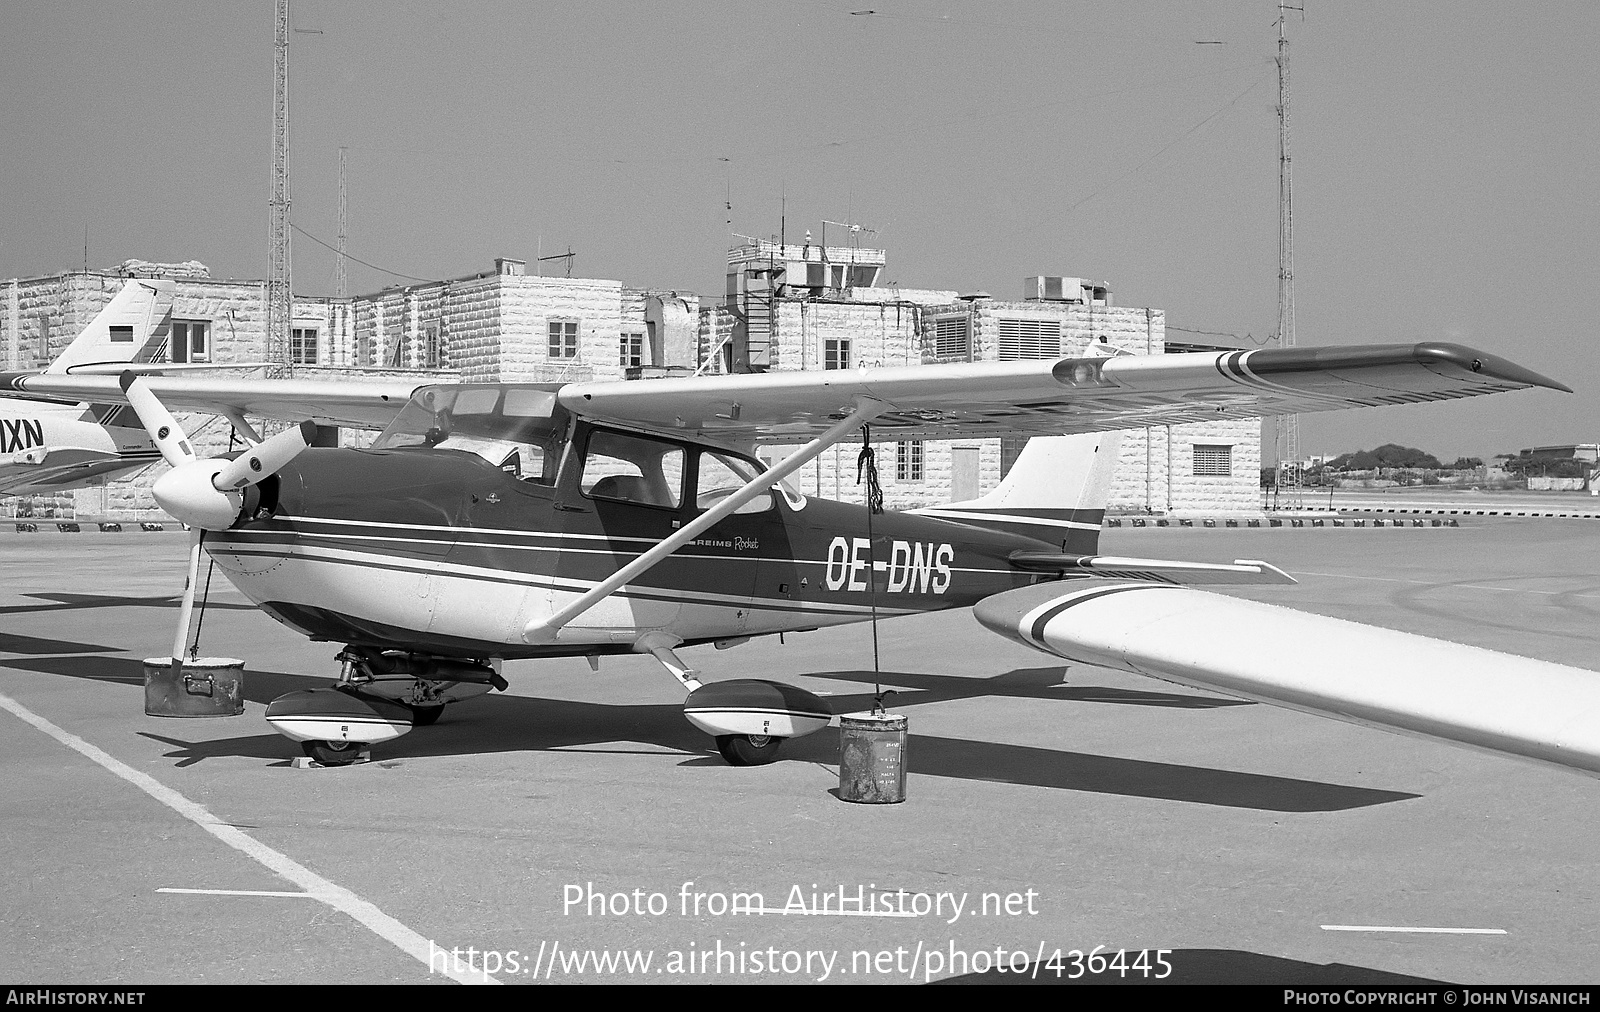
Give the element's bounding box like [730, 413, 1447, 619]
[0, 279, 283, 498]
[3, 339, 1589, 776]
[0, 280, 179, 495]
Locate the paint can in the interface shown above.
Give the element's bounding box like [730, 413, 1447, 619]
[143, 657, 245, 717]
[838, 711, 908, 804]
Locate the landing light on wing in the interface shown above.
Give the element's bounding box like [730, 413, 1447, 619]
[974, 582, 1600, 777]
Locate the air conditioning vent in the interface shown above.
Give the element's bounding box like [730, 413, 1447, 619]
[997, 318, 1062, 360]
[1023, 276, 1112, 306]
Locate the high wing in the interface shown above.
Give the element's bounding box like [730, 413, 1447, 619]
[0, 373, 425, 431]
[557, 343, 1568, 442]
[0, 341, 1565, 439]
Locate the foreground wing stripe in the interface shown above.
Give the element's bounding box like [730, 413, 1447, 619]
[1028, 584, 1176, 646]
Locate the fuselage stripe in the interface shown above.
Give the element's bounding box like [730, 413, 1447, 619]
[212, 543, 926, 618]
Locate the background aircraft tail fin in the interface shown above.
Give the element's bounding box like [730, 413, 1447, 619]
[45, 280, 174, 375]
[910, 430, 1123, 553]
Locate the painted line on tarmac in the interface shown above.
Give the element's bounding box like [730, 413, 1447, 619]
[157, 887, 316, 898]
[0, 690, 499, 985]
[1321, 925, 1507, 935]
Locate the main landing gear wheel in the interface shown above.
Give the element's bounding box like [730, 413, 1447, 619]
[407, 703, 446, 727]
[301, 739, 365, 766]
[716, 733, 783, 767]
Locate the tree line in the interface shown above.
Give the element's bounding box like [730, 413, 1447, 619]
[1316, 444, 1590, 479]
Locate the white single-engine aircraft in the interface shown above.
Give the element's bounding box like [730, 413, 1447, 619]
[0, 279, 268, 497]
[5, 339, 1595, 777]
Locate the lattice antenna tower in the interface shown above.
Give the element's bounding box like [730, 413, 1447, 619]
[1275, 3, 1302, 466]
[335, 146, 348, 298]
[267, 0, 292, 378]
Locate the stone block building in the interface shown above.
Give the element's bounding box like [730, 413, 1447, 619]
[711, 239, 1260, 513]
[2, 244, 1259, 520]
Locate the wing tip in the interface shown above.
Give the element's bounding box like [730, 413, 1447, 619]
[1239, 342, 1571, 394]
[1410, 342, 1572, 393]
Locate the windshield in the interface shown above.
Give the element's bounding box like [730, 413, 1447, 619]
[371, 384, 569, 484]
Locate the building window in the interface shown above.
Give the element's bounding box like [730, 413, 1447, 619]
[170, 320, 209, 363]
[422, 325, 441, 368]
[824, 338, 850, 371]
[997, 318, 1062, 360]
[1000, 435, 1031, 478]
[620, 331, 645, 368]
[1193, 444, 1233, 476]
[548, 320, 579, 359]
[291, 327, 318, 365]
[896, 441, 924, 481]
[931, 316, 970, 359]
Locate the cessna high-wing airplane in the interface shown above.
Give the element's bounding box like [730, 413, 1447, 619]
[0, 279, 197, 496]
[3, 340, 1593, 775]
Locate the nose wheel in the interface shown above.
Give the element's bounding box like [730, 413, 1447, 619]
[301, 739, 367, 766]
[716, 733, 783, 766]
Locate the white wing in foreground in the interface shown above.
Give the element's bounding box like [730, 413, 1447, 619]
[974, 582, 1600, 777]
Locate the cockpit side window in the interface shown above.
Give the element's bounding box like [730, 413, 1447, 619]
[694, 450, 774, 514]
[580, 430, 684, 509]
[370, 384, 567, 485]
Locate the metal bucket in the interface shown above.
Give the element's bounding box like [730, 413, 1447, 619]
[838, 712, 908, 804]
[143, 657, 245, 717]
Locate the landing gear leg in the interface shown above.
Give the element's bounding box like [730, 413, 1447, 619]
[716, 733, 783, 767]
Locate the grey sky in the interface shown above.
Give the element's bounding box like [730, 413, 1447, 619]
[3, 1, 1594, 461]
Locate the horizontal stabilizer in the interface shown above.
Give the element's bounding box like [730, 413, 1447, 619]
[1008, 553, 1297, 585]
[0, 447, 160, 495]
[974, 582, 1600, 777]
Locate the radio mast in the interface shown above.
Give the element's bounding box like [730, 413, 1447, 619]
[335, 146, 348, 298]
[267, 0, 292, 378]
[1274, 4, 1301, 468]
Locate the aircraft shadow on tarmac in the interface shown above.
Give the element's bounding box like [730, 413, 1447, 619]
[0, 592, 256, 617]
[0, 631, 120, 655]
[11, 654, 1417, 813]
[936, 948, 1445, 985]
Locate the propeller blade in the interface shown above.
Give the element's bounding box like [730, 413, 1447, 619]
[210, 420, 318, 491]
[118, 371, 196, 469]
[170, 527, 203, 670]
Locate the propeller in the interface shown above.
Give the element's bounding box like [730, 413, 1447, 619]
[117, 371, 317, 668]
[118, 372, 316, 530]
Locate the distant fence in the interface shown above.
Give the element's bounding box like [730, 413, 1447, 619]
[1528, 476, 1587, 491]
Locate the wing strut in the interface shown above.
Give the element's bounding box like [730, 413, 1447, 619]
[522, 397, 887, 644]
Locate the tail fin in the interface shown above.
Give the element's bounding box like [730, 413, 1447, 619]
[910, 430, 1122, 553]
[44, 280, 174, 374]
